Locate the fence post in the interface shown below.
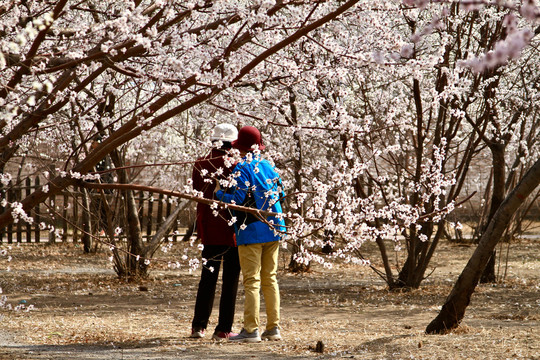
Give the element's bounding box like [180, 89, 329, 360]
[25, 177, 32, 242]
[15, 182, 22, 243]
[157, 193, 164, 237]
[0, 182, 5, 242]
[165, 196, 172, 242]
[146, 194, 154, 240]
[48, 191, 55, 244]
[81, 187, 92, 253]
[62, 193, 68, 242]
[138, 191, 144, 237]
[7, 183, 13, 244]
[34, 177, 40, 242]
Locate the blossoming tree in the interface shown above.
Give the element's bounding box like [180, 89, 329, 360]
[0, 0, 366, 277]
[0, 0, 538, 300]
[205, 0, 539, 290]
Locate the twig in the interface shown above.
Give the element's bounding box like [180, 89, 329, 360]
[80, 181, 322, 223]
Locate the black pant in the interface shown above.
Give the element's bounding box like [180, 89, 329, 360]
[191, 245, 240, 333]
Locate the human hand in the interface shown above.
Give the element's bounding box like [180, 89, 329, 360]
[214, 180, 221, 193]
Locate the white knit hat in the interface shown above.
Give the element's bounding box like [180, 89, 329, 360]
[210, 123, 238, 142]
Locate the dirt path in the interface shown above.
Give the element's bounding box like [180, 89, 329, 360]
[1, 241, 539, 359]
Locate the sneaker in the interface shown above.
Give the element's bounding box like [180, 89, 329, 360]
[261, 327, 282, 341]
[212, 330, 238, 340]
[228, 328, 261, 343]
[190, 328, 205, 338]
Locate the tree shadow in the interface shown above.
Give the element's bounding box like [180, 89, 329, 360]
[4, 338, 167, 359]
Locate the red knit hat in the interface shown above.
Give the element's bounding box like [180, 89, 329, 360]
[232, 126, 266, 152]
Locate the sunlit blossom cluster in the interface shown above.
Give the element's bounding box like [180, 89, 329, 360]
[10, 202, 33, 224]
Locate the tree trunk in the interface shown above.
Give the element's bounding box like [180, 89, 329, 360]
[396, 221, 439, 289]
[106, 148, 146, 279]
[480, 250, 497, 283]
[286, 88, 310, 273]
[480, 143, 506, 283]
[426, 158, 540, 334]
[394, 76, 431, 289]
[124, 188, 145, 278]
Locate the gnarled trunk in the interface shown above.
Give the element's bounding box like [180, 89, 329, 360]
[426, 158, 540, 334]
[480, 143, 506, 283]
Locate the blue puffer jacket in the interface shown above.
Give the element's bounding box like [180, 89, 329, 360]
[216, 155, 285, 245]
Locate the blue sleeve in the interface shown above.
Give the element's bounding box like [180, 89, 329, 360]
[215, 164, 249, 205]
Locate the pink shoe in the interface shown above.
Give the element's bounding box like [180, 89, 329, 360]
[212, 330, 238, 340]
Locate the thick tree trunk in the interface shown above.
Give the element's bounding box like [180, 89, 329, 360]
[426, 158, 540, 334]
[480, 143, 506, 283]
[106, 141, 146, 279]
[396, 221, 440, 289]
[480, 250, 497, 283]
[124, 189, 145, 278]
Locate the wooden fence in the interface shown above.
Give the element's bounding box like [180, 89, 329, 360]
[0, 177, 194, 244]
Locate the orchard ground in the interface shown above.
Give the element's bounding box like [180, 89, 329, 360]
[0, 237, 539, 360]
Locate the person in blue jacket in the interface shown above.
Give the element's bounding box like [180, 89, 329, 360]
[215, 126, 285, 343]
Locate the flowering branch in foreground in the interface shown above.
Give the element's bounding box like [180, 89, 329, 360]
[80, 180, 320, 224]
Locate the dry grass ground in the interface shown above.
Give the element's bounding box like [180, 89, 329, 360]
[0, 238, 539, 359]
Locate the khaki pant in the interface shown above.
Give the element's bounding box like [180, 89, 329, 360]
[238, 241, 280, 333]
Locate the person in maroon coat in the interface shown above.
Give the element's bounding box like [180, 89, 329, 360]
[190, 124, 241, 340]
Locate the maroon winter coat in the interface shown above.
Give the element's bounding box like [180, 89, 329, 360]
[192, 148, 236, 246]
